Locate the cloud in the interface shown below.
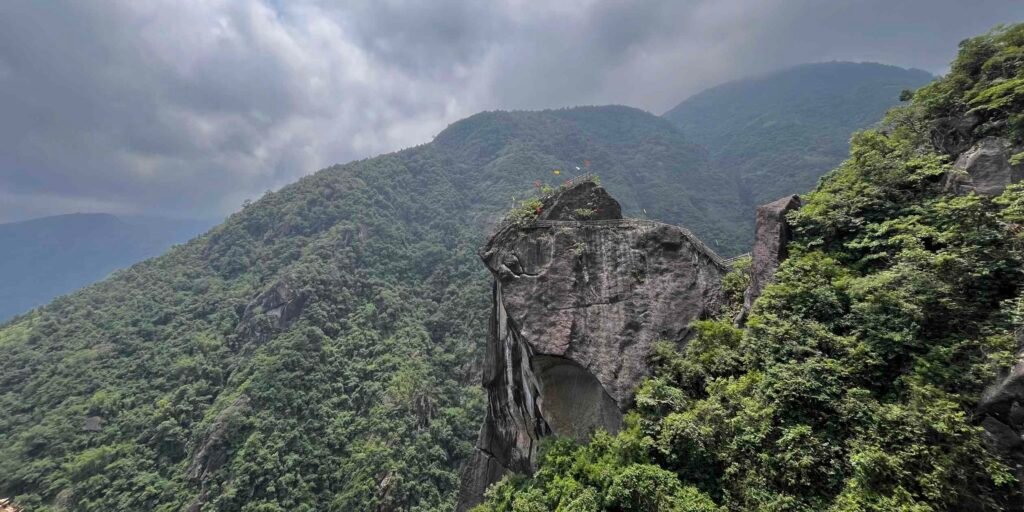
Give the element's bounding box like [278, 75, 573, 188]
[0, 0, 1022, 222]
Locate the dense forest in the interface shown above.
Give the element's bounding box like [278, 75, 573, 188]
[0, 103, 767, 510]
[477, 23, 1024, 512]
[0, 32, 941, 512]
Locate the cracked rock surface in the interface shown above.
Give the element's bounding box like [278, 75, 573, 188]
[457, 182, 726, 510]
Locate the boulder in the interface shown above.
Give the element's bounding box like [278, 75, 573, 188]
[930, 113, 981, 156]
[737, 195, 802, 323]
[537, 180, 622, 221]
[944, 137, 1024, 196]
[456, 184, 725, 510]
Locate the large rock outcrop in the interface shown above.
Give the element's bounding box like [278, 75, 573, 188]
[737, 195, 801, 323]
[457, 182, 726, 510]
[233, 279, 309, 350]
[944, 137, 1024, 196]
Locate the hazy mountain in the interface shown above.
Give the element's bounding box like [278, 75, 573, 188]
[0, 213, 213, 322]
[664, 61, 934, 218]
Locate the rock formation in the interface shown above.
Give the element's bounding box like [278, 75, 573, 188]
[233, 279, 308, 349]
[456, 181, 726, 510]
[737, 195, 802, 323]
[943, 136, 1024, 196]
[978, 330, 1024, 498]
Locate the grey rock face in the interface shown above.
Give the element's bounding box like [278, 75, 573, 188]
[537, 180, 622, 221]
[944, 137, 1024, 196]
[82, 416, 104, 432]
[737, 195, 801, 323]
[185, 395, 252, 511]
[979, 329, 1024, 501]
[234, 279, 308, 348]
[457, 184, 725, 510]
[931, 113, 981, 156]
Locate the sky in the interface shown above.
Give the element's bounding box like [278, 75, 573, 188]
[1, 0, 1023, 223]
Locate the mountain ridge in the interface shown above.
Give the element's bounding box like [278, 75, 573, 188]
[0, 62, 941, 510]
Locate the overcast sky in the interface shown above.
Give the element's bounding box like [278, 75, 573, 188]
[1, 0, 1023, 223]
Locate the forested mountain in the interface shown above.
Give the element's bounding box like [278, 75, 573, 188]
[479, 24, 1024, 511]
[0, 105, 743, 511]
[0, 40, 966, 512]
[0, 214, 212, 322]
[665, 61, 933, 221]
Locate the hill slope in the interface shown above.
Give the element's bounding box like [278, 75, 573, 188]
[0, 106, 739, 511]
[0, 214, 212, 322]
[665, 61, 933, 223]
[0, 67, 949, 509]
[480, 24, 1024, 512]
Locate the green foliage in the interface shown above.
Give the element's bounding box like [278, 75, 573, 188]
[507, 197, 545, 224]
[573, 208, 597, 219]
[571, 241, 587, 256]
[720, 256, 751, 319]
[913, 24, 1024, 141]
[482, 23, 1024, 512]
[472, 431, 719, 512]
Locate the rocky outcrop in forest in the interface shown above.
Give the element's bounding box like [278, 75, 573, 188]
[737, 194, 801, 323]
[457, 182, 727, 510]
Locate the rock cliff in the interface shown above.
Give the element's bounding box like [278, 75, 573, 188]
[737, 194, 801, 323]
[457, 182, 726, 510]
[943, 136, 1024, 196]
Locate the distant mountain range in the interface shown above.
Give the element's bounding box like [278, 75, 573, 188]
[0, 213, 213, 322]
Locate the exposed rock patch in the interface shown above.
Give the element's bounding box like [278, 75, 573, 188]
[737, 194, 801, 323]
[979, 330, 1024, 497]
[234, 279, 308, 349]
[82, 416, 104, 432]
[187, 395, 251, 482]
[931, 113, 982, 156]
[944, 137, 1024, 196]
[537, 180, 622, 221]
[457, 183, 725, 510]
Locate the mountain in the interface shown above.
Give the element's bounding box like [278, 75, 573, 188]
[478, 24, 1024, 511]
[0, 63, 951, 509]
[664, 61, 933, 226]
[0, 106, 736, 511]
[0, 213, 213, 322]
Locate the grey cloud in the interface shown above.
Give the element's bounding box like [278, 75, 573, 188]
[0, 0, 1022, 222]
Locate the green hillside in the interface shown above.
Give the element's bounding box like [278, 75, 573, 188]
[479, 24, 1024, 512]
[665, 61, 933, 230]
[0, 49, 965, 512]
[0, 106, 736, 511]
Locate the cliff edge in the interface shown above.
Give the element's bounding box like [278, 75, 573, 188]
[456, 181, 726, 509]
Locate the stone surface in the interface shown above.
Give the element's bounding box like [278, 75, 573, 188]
[234, 279, 309, 348]
[537, 180, 622, 221]
[737, 194, 802, 323]
[930, 113, 981, 156]
[456, 184, 725, 510]
[944, 137, 1024, 196]
[185, 395, 251, 511]
[979, 331, 1024, 500]
[82, 416, 104, 432]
